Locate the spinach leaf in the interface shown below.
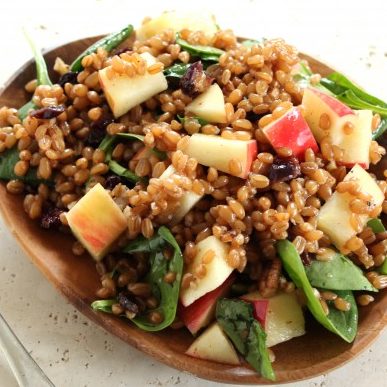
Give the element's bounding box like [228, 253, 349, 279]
[98, 134, 146, 183]
[70, 25, 134, 72]
[91, 299, 116, 313]
[24, 30, 52, 87]
[216, 299, 275, 381]
[0, 148, 44, 185]
[108, 160, 141, 183]
[164, 63, 191, 79]
[367, 218, 386, 234]
[322, 72, 387, 108]
[123, 226, 183, 331]
[305, 253, 376, 292]
[176, 34, 225, 62]
[277, 240, 358, 343]
[292, 62, 332, 94]
[177, 114, 208, 126]
[380, 258, 387, 275]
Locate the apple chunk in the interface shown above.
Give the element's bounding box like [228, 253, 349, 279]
[98, 52, 168, 118]
[242, 291, 305, 347]
[262, 107, 318, 159]
[136, 11, 218, 41]
[186, 323, 240, 365]
[66, 183, 127, 261]
[179, 273, 235, 334]
[183, 133, 257, 178]
[185, 84, 227, 123]
[159, 165, 203, 224]
[302, 87, 354, 142]
[317, 164, 384, 251]
[180, 236, 233, 307]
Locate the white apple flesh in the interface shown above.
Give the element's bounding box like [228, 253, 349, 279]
[98, 52, 168, 118]
[186, 323, 240, 365]
[183, 133, 257, 178]
[242, 291, 305, 347]
[180, 235, 233, 307]
[302, 87, 354, 142]
[185, 84, 227, 124]
[159, 165, 202, 224]
[317, 164, 384, 251]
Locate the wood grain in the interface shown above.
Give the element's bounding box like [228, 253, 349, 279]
[0, 37, 385, 385]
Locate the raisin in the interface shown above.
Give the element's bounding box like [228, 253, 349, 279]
[180, 61, 213, 97]
[85, 118, 113, 147]
[301, 252, 312, 266]
[269, 156, 301, 183]
[104, 175, 123, 190]
[30, 105, 65, 119]
[58, 71, 78, 87]
[117, 292, 139, 315]
[40, 207, 63, 229]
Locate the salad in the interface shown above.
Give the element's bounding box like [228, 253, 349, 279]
[0, 10, 386, 381]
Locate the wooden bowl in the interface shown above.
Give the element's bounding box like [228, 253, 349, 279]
[0, 37, 386, 385]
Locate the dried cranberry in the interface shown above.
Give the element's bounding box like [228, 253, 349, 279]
[85, 118, 113, 147]
[269, 156, 301, 183]
[58, 71, 78, 87]
[180, 61, 213, 97]
[117, 292, 139, 314]
[30, 105, 65, 119]
[104, 175, 123, 190]
[301, 252, 312, 266]
[40, 207, 63, 229]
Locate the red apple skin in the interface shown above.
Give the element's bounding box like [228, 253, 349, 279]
[179, 273, 235, 335]
[240, 296, 269, 328]
[263, 107, 319, 159]
[309, 88, 354, 117]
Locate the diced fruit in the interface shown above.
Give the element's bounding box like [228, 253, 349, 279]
[250, 299, 269, 328]
[98, 52, 168, 118]
[242, 291, 305, 347]
[179, 273, 235, 334]
[159, 165, 202, 224]
[183, 133, 257, 178]
[302, 87, 354, 142]
[317, 164, 384, 251]
[186, 323, 240, 365]
[180, 236, 233, 306]
[66, 183, 127, 261]
[185, 84, 227, 123]
[329, 110, 372, 168]
[262, 107, 319, 159]
[136, 11, 218, 41]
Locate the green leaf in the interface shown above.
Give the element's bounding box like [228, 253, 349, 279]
[108, 160, 141, 183]
[245, 321, 276, 381]
[305, 253, 377, 292]
[164, 63, 191, 79]
[367, 218, 386, 234]
[380, 259, 387, 275]
[123, 226, 183, 331]
[336, 90, 387, 116]
[0, 148, 45, 185]
[91, 299, 116, 313]
[176, 34, 225, 62]
[23, 30, 52, 86]
[18, 100, 38, 121]
[292, 63, 332, 94]
[277, 240, 358, 343]
[116, 133, 145, 142]
[177, 114, 208, 127]
[216, 299, 275, 381]
[71, 25, 134, 72]
[324, 72, 387, 108]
